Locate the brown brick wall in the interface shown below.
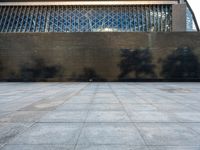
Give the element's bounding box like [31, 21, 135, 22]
[0, 32, 200, 81]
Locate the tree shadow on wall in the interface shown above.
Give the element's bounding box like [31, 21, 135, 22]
[118, 48, 156, 81]
[20, 57, 62, 81]
[0, 60, 3, 79]
[72, 68, 107, 82]
[161, 47, 200, 79]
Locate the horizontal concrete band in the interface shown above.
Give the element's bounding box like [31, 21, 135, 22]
[0, 1, 178, 6]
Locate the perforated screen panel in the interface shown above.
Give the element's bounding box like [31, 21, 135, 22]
[0, 5, 172, 32]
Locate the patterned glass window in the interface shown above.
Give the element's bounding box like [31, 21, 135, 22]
[0, 5, 172, 32]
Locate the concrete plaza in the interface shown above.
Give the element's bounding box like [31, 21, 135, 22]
[0, 82, 200, 150]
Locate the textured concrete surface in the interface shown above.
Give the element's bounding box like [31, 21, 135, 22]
[0, 83, 200, 150]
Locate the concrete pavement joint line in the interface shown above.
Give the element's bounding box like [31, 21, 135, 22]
[33, 83, 90, 123]
[1, 83, 200, 149]
[125, 83, 161, 107]
[178, 122, 200, 137]
[2, 123, 36, 148]
[19, 83, 88, 112]
[0, 83, 88, 149]
[73, 83, 99, 150]
[108, 83, 148, 147]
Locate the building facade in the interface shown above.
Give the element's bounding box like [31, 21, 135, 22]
[0, 0, 200, 81]
[0, 0, 198, 32]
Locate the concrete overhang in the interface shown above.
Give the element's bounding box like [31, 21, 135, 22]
[0, 0, 178, 6]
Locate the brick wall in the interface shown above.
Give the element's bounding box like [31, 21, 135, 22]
[0, 32, 200, 81]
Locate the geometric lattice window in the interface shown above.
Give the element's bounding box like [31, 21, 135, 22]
[186, 7, 198, 32]
[0, 5, 172, 32]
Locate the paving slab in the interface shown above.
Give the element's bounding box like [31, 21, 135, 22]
[148, 146, 200, 150]
[89, 104, 124, 111]
[0, 123, 32, 144]
[86, 111, 131, 122]
[0, 82, 200, 150]
[75, 145, 149, 150]
[123, 104, 158, 111]
[1, 144, 74, 150]
[0, 111, 47, 123]
[182, 123, 200, 134]
[127, 111, 177, 122]
[10, 123, 82, 144]
[39, 111, 88, 122]
[77, 123, 145, 145]
[136, 123, 200, 146]
[56, 103, 90, 111]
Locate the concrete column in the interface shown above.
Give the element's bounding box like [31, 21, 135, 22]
[172, 4, 186, 32]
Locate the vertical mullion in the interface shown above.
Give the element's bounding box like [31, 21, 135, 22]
[34, 6, 39, 32]
[103, 5, 106, 32]
[28, 6, 34, 32]
[169, 5, 172, 31]
[5, 6, 15, 32]
[157, 5, 160, 32]
[153, 5, 156, 32]
[5, 6, 14, 32]
[52, 6, 55, 32]
[73, 5, 75, 32]
[24, 6, 31, 32]
[65, 6, 70, 32]
[160, 5, 162, 31]
[57, 6, 60, 32]
[62, 5, 64, 32]
[70, 6, 72, 32]
[133, 6, 135, 31]
[133, 6, 136, 31]
[119, 6, 121, 32]
[43, 6, 48, 32]
[117, 6, 119, 32]
[145, 5, 148, 32]
[141, 5, 144, 32]
[77, 5, 79, 32]
[41, 6, 45, 32]
[111, 5, 113, 32]
[125, 5, 127, 32]
[10, 6, 18, 32]
[160, 5, 163, 32]
[47, 6, 51, 32]
[39, 6, 44, 32]
[0, 6, 3, 28]
[128, 5, 131, 32]
[14, 6, 22, 32]
[0, 6, 2, 17]
[39, 6, 43, 32]
[19, 6, 27, 32]
[88, 6, 91, 32]
[1, 6, 11, 32]
[137, 6, 140, 31]
[73, 6, 76, 32]
[0, 7, 6, 31]
[43, 6, 47, 32]
[149, 5, 152, 31]
[165, 5, 168, 32]
[49, 6, 53, 32]
[55, 6, 58, 32]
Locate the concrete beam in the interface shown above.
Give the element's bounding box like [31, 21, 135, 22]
[0, 1, 178, 6]
[172, 4, 186, 31]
